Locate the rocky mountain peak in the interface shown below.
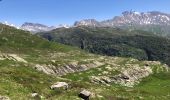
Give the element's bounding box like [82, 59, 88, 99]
[21, 22, 48, 28]
[122, 10, 141, 16]
[74, 19, 100, 27]
[20, 22, 56, 33]
[74, 11, 170, 27]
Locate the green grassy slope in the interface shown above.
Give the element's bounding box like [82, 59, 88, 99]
[0, 24, 170, 100]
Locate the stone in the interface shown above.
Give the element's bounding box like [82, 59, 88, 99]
[34, 64, 56, 75]
[0, 53, 27, 63]
[31, 93, 42, 100]
[101, 76, 112, 83]
[105, 66, 113, 71]
[50, 82, 69, 90]
[8, 54, 27, 63]
[0, 96, 10, 100]
[102, 71, 109, 75]
[31, 93, 38, 97]
[79, 90, 91, 100]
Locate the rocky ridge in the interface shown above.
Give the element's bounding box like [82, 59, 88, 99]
[20, 22, 56, 33]
[1, 50, 169, 88]
[0, 53, 27, 63]
[90, 60, 169, 87]
[75, 11, 170, 27]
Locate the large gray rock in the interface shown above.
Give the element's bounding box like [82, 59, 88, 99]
[79, 90, 91, 100]
[50, 82, 69, 90]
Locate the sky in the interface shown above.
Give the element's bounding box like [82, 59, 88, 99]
[0, 0, 170, 26]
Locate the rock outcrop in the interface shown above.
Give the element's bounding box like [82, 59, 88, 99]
[34, 61, 104, 76]
[112, 66, 153, 87]
[0, 53, 27, 63]
[91, 66, 153, 87]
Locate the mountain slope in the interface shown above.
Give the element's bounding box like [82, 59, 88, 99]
[0, 24, 170, 100]
[38, 26, 170, 66]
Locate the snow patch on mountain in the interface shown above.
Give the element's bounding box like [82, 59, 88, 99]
[20, 22, 56, 33]
[2, 21, 20, 29]
[20, 22, 71, 33]
[74, 11, 170, 27]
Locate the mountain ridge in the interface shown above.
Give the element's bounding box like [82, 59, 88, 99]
[75, 11, 170, 27]
[2, 10, 170, 36]
[74, 11, 170, 37]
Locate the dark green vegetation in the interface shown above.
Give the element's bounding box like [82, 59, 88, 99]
[0, 24, 170, 100]
[120, 24, 170, 38]
[38, 26, 170, 66]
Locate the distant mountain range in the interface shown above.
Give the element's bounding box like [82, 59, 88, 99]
[2, 11, 170, 36]
[20, 22, 71, 33]
[1, 22, 70, 33]
[75, 11, 170, 27]
[20, 22, 56, 33]
[74, 11, 170, 37]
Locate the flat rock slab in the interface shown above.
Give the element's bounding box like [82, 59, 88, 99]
[51, 82, 69, 90]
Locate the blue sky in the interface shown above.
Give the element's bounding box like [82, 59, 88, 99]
[0, 0, 170, 26]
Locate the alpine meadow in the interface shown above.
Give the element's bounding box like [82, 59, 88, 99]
[0, 0, 170, 100]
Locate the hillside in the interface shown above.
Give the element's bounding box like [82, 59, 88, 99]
[0, 24, 170, 100]
[38, 26, 170, 66]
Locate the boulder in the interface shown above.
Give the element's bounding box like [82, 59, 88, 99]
[50, 82, 69, 90]
[78, 90, 91, 100]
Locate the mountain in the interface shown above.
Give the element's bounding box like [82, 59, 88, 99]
[102, 11, 170, 26]
[75, 11, 170, 26]
[74, 19, 101, 27]
[74, 11, 170, 37]
[56, 24, 70, 28]
[38, 26, 170, 66]
[1, 23, 170, 99]
[2, 21, 20, 29]
[20, 22, 56, 33]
